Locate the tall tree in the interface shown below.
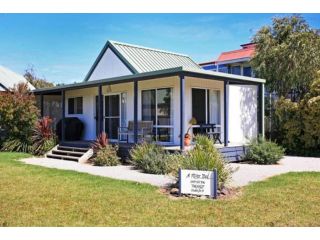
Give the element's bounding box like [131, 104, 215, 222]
[251, 15, 320, 99]
[24, 66, 55, 89]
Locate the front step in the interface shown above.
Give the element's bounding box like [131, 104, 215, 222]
[47, 153, 79, 161]
[52, 149, 84, 157]
[45, 144, 93, 163]
[57, 145, 89, 153]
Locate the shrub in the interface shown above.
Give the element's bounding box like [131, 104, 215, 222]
[0, 83, 39, 153]
[274, 75, 320, 156]
[181, 135, 232, 189]
[245, 137, 285, 165]
[1, 138, 33, 153]
[91, 132, 119, 166]
[130, 142, 180, 175]
[93, 145, 120, 166]
[32, 116, 57, 156]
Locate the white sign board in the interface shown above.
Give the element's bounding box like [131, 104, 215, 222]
[179, 169, 218, 198]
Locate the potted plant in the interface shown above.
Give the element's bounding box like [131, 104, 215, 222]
[184, 117, 197, 146]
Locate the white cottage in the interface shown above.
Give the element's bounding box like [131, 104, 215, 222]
[34, 40, 265, 161]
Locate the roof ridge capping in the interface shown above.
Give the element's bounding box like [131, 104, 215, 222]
[108, 40, 191, 58]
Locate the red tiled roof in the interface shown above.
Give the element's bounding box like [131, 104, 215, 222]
[216, 43, 256, 62]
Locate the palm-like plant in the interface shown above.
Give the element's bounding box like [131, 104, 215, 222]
[32, 116, 56, 155]
[91, 132, 109, 153]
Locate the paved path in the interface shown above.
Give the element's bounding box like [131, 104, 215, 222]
[229, 156, 320, 187]
[21, 156, 320, 188]
[21, 158, 176, 187]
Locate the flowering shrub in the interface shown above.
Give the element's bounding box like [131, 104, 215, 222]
[0, 83, 39, 152]
[93, 145, 120, 166]
[91, 132, 119, 166]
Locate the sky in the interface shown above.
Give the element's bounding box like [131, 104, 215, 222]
[0, 13, 319, 84]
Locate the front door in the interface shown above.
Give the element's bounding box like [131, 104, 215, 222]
[105, 94, 120, 140]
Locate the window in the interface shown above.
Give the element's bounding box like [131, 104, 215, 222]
[142, 88, 173, 143]
[202, 64, 217, 71]
[243, 66, 252, 77]
[68, 97, 83, 114]
[217, 64, 228, 73]
[230, 66, 241, 75]
[192, 88, 208, 125]
[209, 90, 221, 124]
[192, 88, 221, 134]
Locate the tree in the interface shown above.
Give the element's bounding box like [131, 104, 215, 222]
[24, 66, 55, 89]
[0, 83, 39, 151]
[251, 15, 320, 99]
[274, 72, 320, 156]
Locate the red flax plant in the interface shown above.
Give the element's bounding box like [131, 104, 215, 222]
[32, 116, 56, 155]
[91, 132, 109, 153]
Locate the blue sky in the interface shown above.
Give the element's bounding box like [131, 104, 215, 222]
[0, 13, 319, 84]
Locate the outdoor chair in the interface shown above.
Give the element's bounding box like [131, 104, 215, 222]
[199, 123, 222, 144]
[118, 121, 153, 143]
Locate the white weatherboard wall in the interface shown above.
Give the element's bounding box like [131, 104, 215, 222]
[88, 48, 133, 81]
[228, 85, 258, 144]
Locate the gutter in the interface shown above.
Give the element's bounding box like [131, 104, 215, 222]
[32, 66, 265, 94]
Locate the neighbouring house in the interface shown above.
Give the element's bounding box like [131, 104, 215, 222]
[33, 40, 265, 161]
[199, 43, 256, 77]
[0, 65, 35, 91]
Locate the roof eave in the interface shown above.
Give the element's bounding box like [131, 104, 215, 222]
[33, 67, 265, 94]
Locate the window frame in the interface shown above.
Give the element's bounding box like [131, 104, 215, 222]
[191, 87, 222, 127]
[141, 87, 174, 144]
[68, 96, 83, 115]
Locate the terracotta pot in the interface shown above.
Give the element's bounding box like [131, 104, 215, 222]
[184, 134, 191, 146]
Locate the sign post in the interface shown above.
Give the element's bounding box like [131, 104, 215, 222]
[179, 168, 218, 199]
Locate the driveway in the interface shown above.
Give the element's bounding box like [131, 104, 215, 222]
[21, 156, 320, 188]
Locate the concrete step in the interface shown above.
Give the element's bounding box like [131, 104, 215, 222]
[57, 145, 89, 153]
[46, 153, 79, 161]
[52, 149, 84, 157]
[45, 144, 94, 163]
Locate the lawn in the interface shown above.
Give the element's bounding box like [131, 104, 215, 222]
[0, 152, 319, 226]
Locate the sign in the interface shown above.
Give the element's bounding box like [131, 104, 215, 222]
[179, 169, 218, 199]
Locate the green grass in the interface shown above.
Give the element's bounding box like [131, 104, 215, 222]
[0, 152, 320, 226]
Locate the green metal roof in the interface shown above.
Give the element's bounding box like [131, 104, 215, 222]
[84, 40, 201, 81]
[110, 40, 201, 73]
